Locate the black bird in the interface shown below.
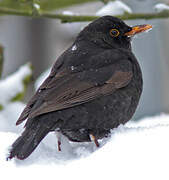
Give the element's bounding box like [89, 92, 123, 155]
[8, 16, 152, 160]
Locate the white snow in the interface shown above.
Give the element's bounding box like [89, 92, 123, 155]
[96, 0, 132, 16]
[154, 3, 169, 12]
[33, 3, 40, 10]
[127, 113, 169, 128]
[0, 102, 25, 133]
[62, 11, 75, 16]
[0, 63, 32, 106]
[71, 44, 77, 51]
[1, 113, 169, 180]
[71, 66, 75, 71]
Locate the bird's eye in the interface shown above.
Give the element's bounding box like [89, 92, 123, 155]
[110, 29, 120, 37]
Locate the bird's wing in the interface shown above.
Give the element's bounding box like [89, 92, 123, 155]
[16, 53, 133, 125]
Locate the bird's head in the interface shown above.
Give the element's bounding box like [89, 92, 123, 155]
[78, 16, 152, 49]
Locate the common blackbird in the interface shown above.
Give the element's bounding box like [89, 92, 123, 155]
[8, 16, 152, 160]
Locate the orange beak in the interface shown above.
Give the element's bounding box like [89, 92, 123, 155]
[125, 24, 152, 36]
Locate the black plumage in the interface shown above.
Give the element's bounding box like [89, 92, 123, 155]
[8, 16, 152, 160]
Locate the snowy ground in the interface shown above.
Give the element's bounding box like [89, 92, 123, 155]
[1, 114, 169, 180]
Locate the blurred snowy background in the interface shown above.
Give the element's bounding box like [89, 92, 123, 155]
[1, 0, 169, 179]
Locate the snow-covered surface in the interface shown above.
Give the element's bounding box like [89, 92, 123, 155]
[154, 3, 169, 12]
[0, 102, 25, 133]
[1, 114, 169, 180]
[0, 63, 32, 106]
[96, 0, 132, 16]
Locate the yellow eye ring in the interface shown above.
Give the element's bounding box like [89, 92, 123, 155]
[110, 29, 120, 37]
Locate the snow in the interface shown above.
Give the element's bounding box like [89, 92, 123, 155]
[71, 66, 75, 71]
[0, 102, 25, 133]
[62, 11, 75, 16]
[71, 44, 77, 51]
[0, 63, 32, 135]
[0, 63, 32, 106]
[1, 113, 169, 179]
[154, 3, 169, 12]
[33, 3, 40, 10]
[96, 0, 132, 16]
[127, 113, 169, 128]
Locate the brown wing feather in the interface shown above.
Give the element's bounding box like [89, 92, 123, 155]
[28, 71, 132, 119]
[16, 69, 71, 125]
[16, 58, 133, 126]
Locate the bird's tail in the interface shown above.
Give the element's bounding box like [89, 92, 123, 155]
[7, 119, 54, 160]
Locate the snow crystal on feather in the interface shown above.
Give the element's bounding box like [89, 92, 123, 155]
[71, 44, 77, 51]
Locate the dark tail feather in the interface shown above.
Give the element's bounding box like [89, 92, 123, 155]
[8, 119, 53, 160]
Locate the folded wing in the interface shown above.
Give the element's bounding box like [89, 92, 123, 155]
[16, 54, 133, 125]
